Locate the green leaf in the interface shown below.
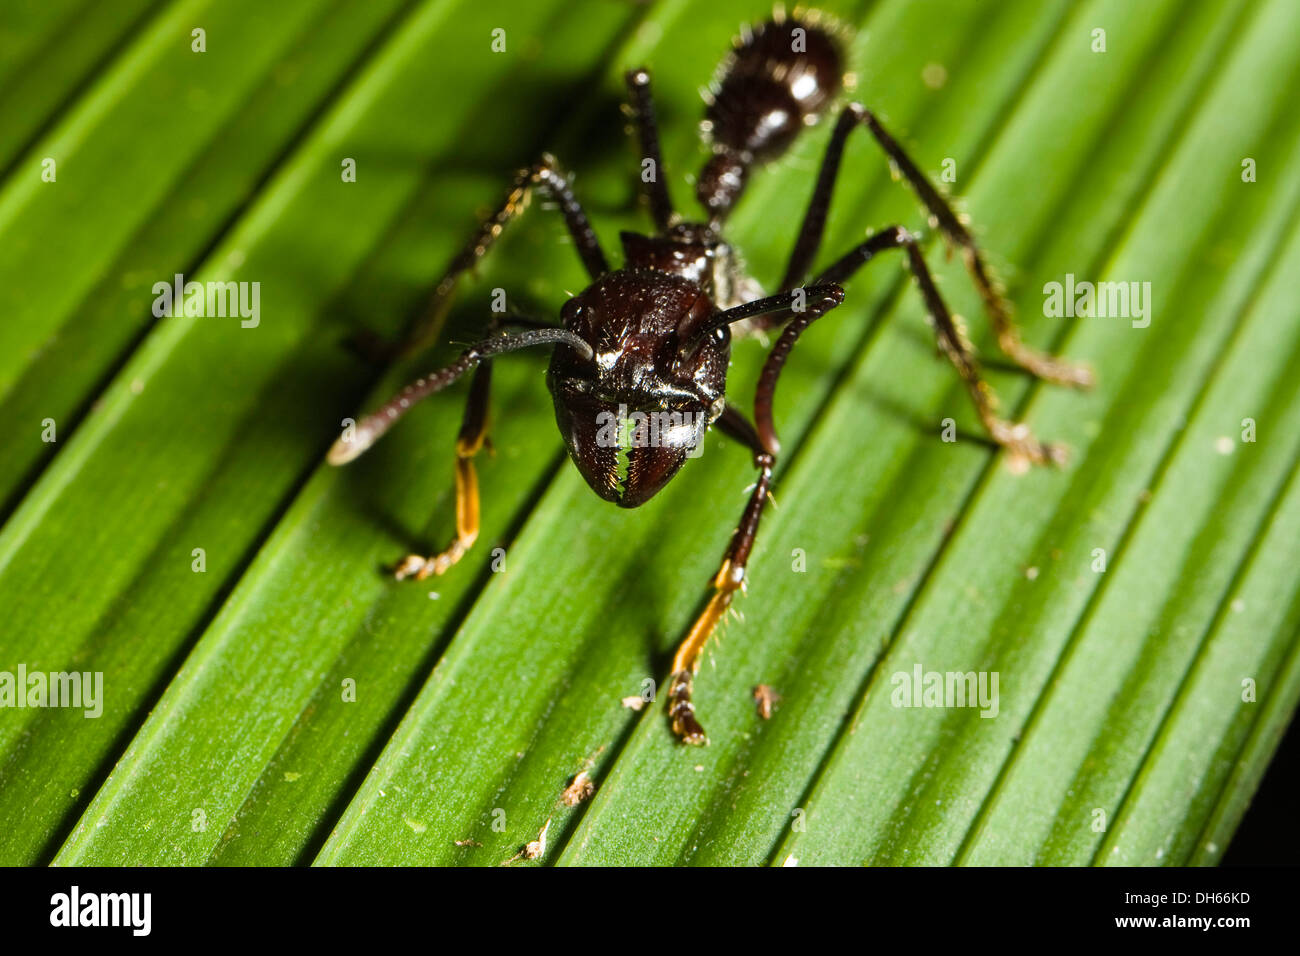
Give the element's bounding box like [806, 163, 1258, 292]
[0, 0, 1292, 866]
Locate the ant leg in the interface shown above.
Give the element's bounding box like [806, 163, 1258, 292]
[395, 154, 609, 358]
[759, 226, 1066, 469]
[387, 317, 560, 580]
[667, 404, 773, 745]
[775, 104, 1091, 387]
[854, 106, 1092, 387]
[624, 68, 676, 232]
[777, 106, 860, 293]
[329, 326, 593, 578]
[393, 359, 491, 581]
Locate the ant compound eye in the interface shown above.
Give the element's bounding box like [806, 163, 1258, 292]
[714, 327, 727, 343]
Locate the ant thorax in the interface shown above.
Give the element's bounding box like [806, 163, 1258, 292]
[709, 240, 766, 313]
[618, 226, 764, 314]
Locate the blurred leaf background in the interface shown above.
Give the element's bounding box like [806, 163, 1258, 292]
[0, 0, 1296, 866]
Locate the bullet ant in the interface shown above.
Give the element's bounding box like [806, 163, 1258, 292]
[329, 11, 1091, 744]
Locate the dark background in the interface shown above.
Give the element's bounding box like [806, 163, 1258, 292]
[1223, 710, 1299, 864]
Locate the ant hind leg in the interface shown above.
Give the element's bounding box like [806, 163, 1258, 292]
[761, 226, 1067, 470]
[854, 106, 1093, 388]
[775, 103, 1093, 389]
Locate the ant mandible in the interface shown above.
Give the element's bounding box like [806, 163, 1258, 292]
[328, 11, 1093, 745]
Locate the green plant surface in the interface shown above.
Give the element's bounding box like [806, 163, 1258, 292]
[0, 0, 415, 516]
[0, 0, 161, 174]
[9, 0, 641, 865]
[0, 0, 1292, 867]
[776, 0, 1300, 867]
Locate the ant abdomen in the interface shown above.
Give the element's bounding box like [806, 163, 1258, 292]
[698, 16, 845, 218]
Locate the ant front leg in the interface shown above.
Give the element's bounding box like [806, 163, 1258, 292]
[764, 226, 1066, 469]
[328, 326, 594, 579]
[393, 358, 491, 581]
[667, 405, 774, 745]
[392, 153, 609, 359]
[390, 314, 568, 579]
[780, 104, 1093, 388]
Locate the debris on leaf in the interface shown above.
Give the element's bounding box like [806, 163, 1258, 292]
[562, 769, 595, 807]
[524, 818, 551, 859]
[753, 684, 781, 719]
[621, 694, 646, 711]
[502, 817, 552, 866]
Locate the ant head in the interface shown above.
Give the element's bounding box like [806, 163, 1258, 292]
[548, 384, 722, 507]
[546, 270, 729, 507]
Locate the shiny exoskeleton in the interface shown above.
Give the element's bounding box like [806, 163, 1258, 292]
[547, 235, 730, 509]
[329, 12, 1092, 745]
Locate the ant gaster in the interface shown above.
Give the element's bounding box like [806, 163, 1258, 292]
[328, 11, 1093, 745]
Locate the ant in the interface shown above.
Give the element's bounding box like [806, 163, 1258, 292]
[328, 10, 1092, 745]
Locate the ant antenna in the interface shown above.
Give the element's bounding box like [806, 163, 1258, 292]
[328, 328, 592, 465]
[685, 284, 845, 348]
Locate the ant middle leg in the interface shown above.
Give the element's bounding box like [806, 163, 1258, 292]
[761, 226, 1067, 470]
[777, 104, 1093, 388]
[391, 154, 610, 359]
[667, 405, 774, 745]
[624, 68, 677, 233]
